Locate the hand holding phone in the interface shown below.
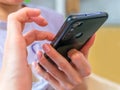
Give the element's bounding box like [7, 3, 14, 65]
[37, 12, 108, 89]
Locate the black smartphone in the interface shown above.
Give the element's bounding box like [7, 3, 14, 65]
[46, 12, 108, 63]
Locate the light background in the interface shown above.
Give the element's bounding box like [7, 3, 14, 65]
[26, 0, 120, 25]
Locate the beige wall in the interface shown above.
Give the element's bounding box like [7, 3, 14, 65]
[89, 26, 120, 84]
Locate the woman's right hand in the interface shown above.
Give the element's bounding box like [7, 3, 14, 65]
[0, 7, 55, 90]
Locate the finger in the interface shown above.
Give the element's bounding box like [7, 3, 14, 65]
[30, 15, 48, 26]
[42, 43, 82, 85]
[81, 34, 96, 57]
[68, 49, 91, 77]
[8, 7, 47, 25]
[7, 7, 47, 34]
[17, 7, 48, 26]
[32, 62, 59, 90]
[24, 30, 55, 46]
[37, 51, 73, 88]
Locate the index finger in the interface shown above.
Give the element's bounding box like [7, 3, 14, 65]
[7, 7, 48, 35]
[24, 30, 55, 46]
[81, 34, 96, 57]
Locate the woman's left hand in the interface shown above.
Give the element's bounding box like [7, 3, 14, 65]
[34, 34, 95, 90]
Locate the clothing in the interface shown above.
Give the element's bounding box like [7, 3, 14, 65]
[0, 5, 120, 90]
[86, 73, 120, 90]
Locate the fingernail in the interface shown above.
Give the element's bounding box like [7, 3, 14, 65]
[37, 51, 42, 60]
[43, 44, 50, 52]
[51, 34, 56, 40]
[43, 20, 48, 25]
[32, 61, 37, 67]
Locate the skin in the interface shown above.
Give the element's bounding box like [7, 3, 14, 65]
[0, 0, 95, 90]
[34, 34, 95, 90]
[0, 7, 54, 90]
[0, 0, 23, 21]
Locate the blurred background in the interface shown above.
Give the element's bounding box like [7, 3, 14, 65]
[25, 0, 120, 84]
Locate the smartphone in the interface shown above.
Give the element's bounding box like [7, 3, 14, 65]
[45, 12, 108, 63]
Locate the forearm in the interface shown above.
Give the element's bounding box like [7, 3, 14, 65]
[0, 81, 31, 90]
[72, 80, 88, 90]
[73, 85, 87, 90]
[0, 70, 32, 90]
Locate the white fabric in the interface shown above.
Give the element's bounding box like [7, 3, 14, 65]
[86, 73, 120, 90]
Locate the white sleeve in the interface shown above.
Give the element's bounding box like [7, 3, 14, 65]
[85, 73, 120, 90]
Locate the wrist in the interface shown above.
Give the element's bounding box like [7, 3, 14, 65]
[0, 74, 32, 90]
[73, 80, 88, 90]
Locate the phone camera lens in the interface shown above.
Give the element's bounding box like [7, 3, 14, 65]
[75, 32, 83, 38]
[70, 28, 74, 31]
[73, 22, 83, 28]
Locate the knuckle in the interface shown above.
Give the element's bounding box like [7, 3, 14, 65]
[71, 52, 83, 60]
[31, 30, 38, 39]
[74, 78, 82, 86]
[65, 84, 74, 90]
[39, 58, 46, 65]
[50, 68, 58, 77]
[51, 52, 57, 57]
[59, 62, 68, 70]
[84, 67, 91, 77]
[44, 73, 51, 81]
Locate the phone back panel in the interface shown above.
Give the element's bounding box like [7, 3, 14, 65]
[51, 12, 108, 62]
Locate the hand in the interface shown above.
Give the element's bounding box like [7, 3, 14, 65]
[33, 35, 95, 90]
[0, 7, 54, 90]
